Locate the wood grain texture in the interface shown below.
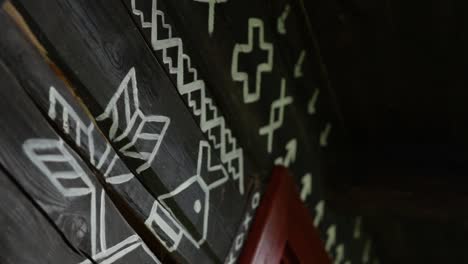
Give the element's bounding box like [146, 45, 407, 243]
[121, 0, 374, 262]
[0, 168, 87, 264]
[0, 0, 380, 262]
[0, 57, 159, 263]
[0, 7, 171, 261]
[11, 0, 254, 262]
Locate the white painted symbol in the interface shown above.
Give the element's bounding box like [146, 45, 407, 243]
[96, 67, 170, 174]
[300, 173, 312, 201]
[226, 253, 236, 264]
[232, 18, 274, 103]
[23, 139, 94, 198]
[320, 122, 332, 147]
[225, 191, 261, 263]
[260, 79, 293, 153]
[307, 88, 320, 115]
[294, 50, 306, 78]
[277, 4, 290, 35]
[362, 239, 372, 263]
[78, 235, 160, 264]
[193, 0, 227, 35]
[47, 87, 163, 262]
[145, 140, 228, 252]
[49, 87, 97, 165]
[274, 138, 297, 167]
[325, 225, 337, 252]
[194, 200, 202, 213]
[313, 200, 325, 227]
[224, 192, 260, 264]
[334, 244, 345, 264]
[353, 216, 362, 239]
[48, 87, 134, 185]
[23, 139, 158, 263]
[251, 192, 261, 209]
[131, 0, 245, 194]
[234, 233, 245, 250]
[242, 213, 252, 230]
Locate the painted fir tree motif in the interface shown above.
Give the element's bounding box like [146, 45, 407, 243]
[45, 68, 236, 256]
[22, 139, 159, 263]
[48, 87, 134, 185]
[96, 67, 170, 174]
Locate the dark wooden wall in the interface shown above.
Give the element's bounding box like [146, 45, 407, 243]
[0, 0, 378, 263]
[303, 0, 468, 262]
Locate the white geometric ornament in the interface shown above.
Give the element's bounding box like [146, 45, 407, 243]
[131, 0, 245, 195]
[145, 140, 228, 252]
[319, 122, 332, 147]
[294, 50, 306, 78]
[48, 87, 134, 185]
[22, 139, 159, 263]
[259, 79, 293, 153]
[96, 67, 170, 174]
[232, 18, 274, 103]
[277, 4, 290, 35]
[274, 138, 297, 167]
[307, 88, 319, 115]
[46, 84, 220, 257]
[193, 0, 228, 35]
[300, 173, 312, 201]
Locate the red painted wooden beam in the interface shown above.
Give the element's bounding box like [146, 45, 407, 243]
[240, 166, 331, 264]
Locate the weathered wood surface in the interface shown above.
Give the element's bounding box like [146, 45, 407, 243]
[0, 53, 159, 263]
[125, 0, 324, 170]
[8, 0, 257, 262]
[0, 0, 381, 263]
[0, 168, 86, 264]
[0, 6, 174, 262]
[123, 0, 376, 262]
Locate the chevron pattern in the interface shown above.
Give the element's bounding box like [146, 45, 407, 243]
[131, 0, 244, 194]
[23, 139, 159, 263]
[48, 87, 135, 184]
[96, 67, 170, 174]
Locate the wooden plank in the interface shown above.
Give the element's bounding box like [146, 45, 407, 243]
[0, 168, 87, 264]
[9, 0, 256, 262]
[124, 0, 336, 197]
[2, 0, 378, 262]
[0, 5, 172, 261]
[122, 0, 323, 203]
[121, 0, 373, 262]
[0, 58, 159, 263]
[123, 1, 329, 260]
[124, 0, 323, 166]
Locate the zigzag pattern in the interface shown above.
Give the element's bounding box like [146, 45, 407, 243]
[131, 0, 244, 194]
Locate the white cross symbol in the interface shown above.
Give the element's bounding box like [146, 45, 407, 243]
[259, 79, 293, 152]
[194, 0, 228, 35]
[232, 18, 274, 103]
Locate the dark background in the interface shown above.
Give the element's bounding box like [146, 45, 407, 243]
[304, 0, 468, 262]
